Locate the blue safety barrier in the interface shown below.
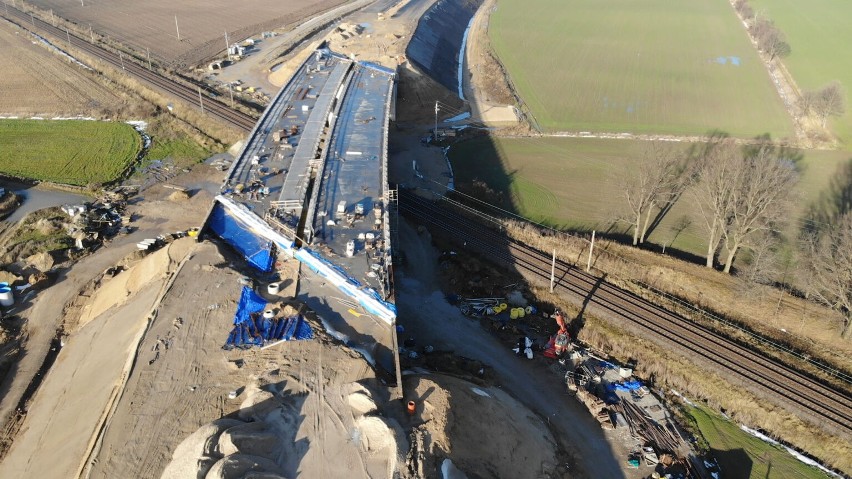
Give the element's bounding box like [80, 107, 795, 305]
[207, 203, 275, 272]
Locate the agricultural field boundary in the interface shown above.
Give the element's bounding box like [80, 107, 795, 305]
[465, 0, 540, 131]
[748, 0, 852, 147]
[499, 130, 836, 149]
[726, 0, 814, 147]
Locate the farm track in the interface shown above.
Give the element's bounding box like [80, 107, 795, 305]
[1, 5, 255, 132]
[399, 190, 852, 439]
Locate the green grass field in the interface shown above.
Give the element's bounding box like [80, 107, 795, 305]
[489, 0, 793, 138]
[749, 0, 852, 148]
[449, 136, 850, 258]
[685, 406, 831, 479]
[146, 137, 210, 167]
[0, 119, 140, 186]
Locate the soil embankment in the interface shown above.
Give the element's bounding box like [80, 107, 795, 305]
[405, 0, 482, 97]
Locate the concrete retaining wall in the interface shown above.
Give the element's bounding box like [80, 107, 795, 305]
[405, 0, 483, 95]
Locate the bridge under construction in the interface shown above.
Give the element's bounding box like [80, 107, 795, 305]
[202, 47, 397, 326]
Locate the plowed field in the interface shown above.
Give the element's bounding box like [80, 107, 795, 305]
[25, 0, 349, 67]
[0, 20, 121, 116]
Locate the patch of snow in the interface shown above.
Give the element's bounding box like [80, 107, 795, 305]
[127, 120, 152, 149]
[443, 112, 470, 123]
[126, 120, 148, 130]
[669, 389, 697, 407]
[50, 116, 96, 121]
[470, 387, 490, 398]
[30, 32, 92, 70]
[739, 425, 843, 478]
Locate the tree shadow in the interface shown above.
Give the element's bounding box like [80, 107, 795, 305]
[710, 448, 753, 479]
[802, 157, 852, 234]
[568, 273, 605, 338]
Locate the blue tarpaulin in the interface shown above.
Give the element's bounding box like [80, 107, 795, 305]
[223, 287, 313, 349]
[207, 203, 275, 272]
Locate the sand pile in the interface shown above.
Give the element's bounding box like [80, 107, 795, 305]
[164, 379, 403, 479]
[168, 190, 190, 201]
[268, 41, 322, 87]
[162, 385, 291, 479]
[403, 375, 559, 479]
[348, 383, 378, 415]
[25, 251, 54, 272]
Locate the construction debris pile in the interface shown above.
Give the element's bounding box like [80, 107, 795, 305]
[565, 351, 703, 478]
[333, 22, 365, 42]
[450, 293, 573, 358]
[446, 286, 708, 478]
[62, 188, 139, 249]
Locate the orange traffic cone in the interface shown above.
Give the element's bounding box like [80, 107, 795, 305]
[406, 400, 416, 416]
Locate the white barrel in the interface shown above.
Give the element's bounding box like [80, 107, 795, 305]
[267, 282, 280, 295]
[263, 310, 275, 319]
[0, 287, 13, 307]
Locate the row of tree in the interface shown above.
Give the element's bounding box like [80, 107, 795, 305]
[734, 0, 791, 61]
[621, 138, 797, 273]
[800, 212, 852, 339]
[735, 0, 846, 131]
[620, 139, 851, 338]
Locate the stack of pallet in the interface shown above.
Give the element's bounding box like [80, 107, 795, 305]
[576, 390, 615, 429]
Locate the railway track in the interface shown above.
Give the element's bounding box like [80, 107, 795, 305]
[399, 189, 852, 439]
[1, 5, 256, 132]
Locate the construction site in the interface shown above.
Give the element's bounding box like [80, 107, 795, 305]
[0, 0, 848, 478]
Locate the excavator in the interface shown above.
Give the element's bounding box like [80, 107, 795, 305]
[543, 310, 571, 358]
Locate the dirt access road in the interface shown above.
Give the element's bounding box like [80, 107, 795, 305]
[0, 166, 220, 456]
[394, 218, 631, 478]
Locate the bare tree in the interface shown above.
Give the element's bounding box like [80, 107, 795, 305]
[691, 140, 798, 272]
[719, 144, 798, 273]
[736, 230, 783, 301]
[691, 139, 740, 268]
[733, 0, 755, 19]
[753, 19, 791, 61]
[797, 89, 820, 117]
[800, 212, 852, 339]
[812, 81, 846, 128]
[737, 230, 782, 287]
[739, 3, 754, 21]
[620, 143, 686, 246]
